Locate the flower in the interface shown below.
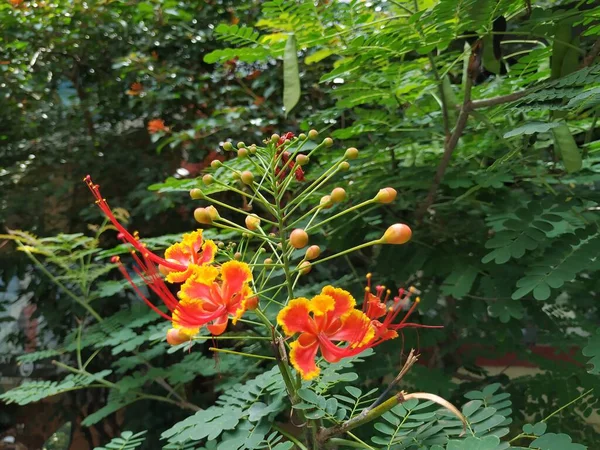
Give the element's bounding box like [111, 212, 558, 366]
[176, 261, 254, 336]
[274, 132, 305, 182]
[362, 274, 442, 340]
[126, 82, 143, 96]
[277, 286, 376, 380]
[147, 118, 167, 134]
[84, 175, 216, 283]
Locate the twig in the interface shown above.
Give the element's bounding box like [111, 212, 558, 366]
[368, 349, 419, 410]
[581, 38, 600, 68]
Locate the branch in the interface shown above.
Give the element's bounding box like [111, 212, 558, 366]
[469, 89, 530, 110]
[581, 38, 600, 68]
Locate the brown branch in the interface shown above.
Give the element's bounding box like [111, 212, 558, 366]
[469, 89, 530, 110]
[581, 38, 600, 68]
[416, 75, 473, 221]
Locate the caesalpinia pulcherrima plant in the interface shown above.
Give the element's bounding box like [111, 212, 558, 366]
[85, 131, 464, 448]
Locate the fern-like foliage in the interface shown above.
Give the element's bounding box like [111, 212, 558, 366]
[93, 431, 147, 450]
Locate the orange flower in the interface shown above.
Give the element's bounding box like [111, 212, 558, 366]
[126, 82, 143, 96]
[147, 118, 167, 134]
[277, 286, 375, 380]
[9, 0, 24, 7]
[176, 261, 254, 336]
[362, 274, 442, 340]
[84, 176, 215, 281]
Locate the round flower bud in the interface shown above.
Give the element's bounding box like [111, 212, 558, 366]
[323, 137, 333, 147]
[210, 160, 222, 169]
[339, 161, 350, 171]
[166, 328, 190, 346]
[237, 141, 246, 149]
[223, 141, 234, 151]
[245, 296, 259, 310]
[249, 145, 257, 154]
[375, 187, 397, 204]
[234, 251, 242, 260]
[258, 247, 266, 254]
[245, 214, 261, 231]
[217, 241, 225, 248]
[202, 174, 214, 185]
[296, 154, 309, 166]
[381, 223, 412, 245]
[237, 148, 248, 158]
[232, 172, 240, 180]
[299, 261, 312, 275]
[308, 129, 319, 140]
[298, 133, 307, 140]
[194, 207, 212, 224]
[319, 195, 333, 209]
[264, 258, 273, 265]
[242, 232, 250, 239]
[331, 187, 346, 203]
[345, 147, 359, 160]
[290, 228, 309, 249]
[206, 205, 220, 221]
[158, 264, 172, 276]
[241, 170, 254, 185]
[190, 188, 204, 200]
[305, 245, 321, 260]
[271, 134, 280, 144]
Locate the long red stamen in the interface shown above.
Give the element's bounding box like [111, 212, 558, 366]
[84, 176, 185, 272]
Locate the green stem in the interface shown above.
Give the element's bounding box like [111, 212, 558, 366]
[208, 347, 276, 361]
[305, 199, 375, 233]
[291, 240, 380, 273]
[272, 424, 309, 450]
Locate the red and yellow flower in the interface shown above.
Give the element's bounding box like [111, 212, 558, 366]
[177, 261, 254, 336]
[147, 118, 167, 134]
[362, 274, 442, 339]
[277, 286, 375, 380]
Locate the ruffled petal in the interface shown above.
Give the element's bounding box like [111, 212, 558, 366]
[181, 229, 205, 254]
[197, 239, 217, 265]
[164, 242, 192, 266]
[289, 334, 320, 380]
[277, 298, 313, 336]
[165, 265, 194, 284]
[327, 309, 375, 347]
[310, 294, 335, 316]
[231, 284, 253, 325]
[178, 266, 220, 302]
[221, 261, 253, 296]
[172, 298, 226, 336]
[207, 314, 229, 335]
[318, 334, 365, 363]
[321, 286, 356, 320]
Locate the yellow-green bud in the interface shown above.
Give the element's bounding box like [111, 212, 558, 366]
[331, 187, 346, 203]
[271, 134, 280, 144]
[241, 170, 254, 185]
[202, 174, 214, 185]
[206, 205, 220, 221]
[264, 258, 273, 265]
[237, 148, 248, 158]
[223, 141, 234, 151]
[166, 328, 190, 346]
[323, 137, 333, 147]
[381, 223, 412, 245]
[319, 195, 333, 209]
[245, 214, 261, 231]
[339, 161, 350, 171]
[305, 245, 321, 260]
[290, 228, 309, 249]
[194, 207, 212, 225]
[237, 141, 246, 149]
[234, 251, 242, 260]
[308, 129, 319, 140]
[375, 187, 397, 204]
[299, 261, 312, 275]
[190, 188, 203, 200]
[345, 147, 359, 159]
[299, 133, 307, 140]
[211, 160, 222, 169]
[296, 154, 309, 166]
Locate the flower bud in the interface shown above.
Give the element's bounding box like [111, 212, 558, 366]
[258, 247, 266, 254]
[245, 296, 259, 310]
[166, 328, 190, 346]
[296, 154, 309, 166]
[217, 241, 225, 248]
[298, 133, 307, 140]
[210, 160, 222, 169]
[242, 232, 250, 239]
[339, 161, 350, 171]
[290, 228, 309, 249]
[271, 134, 280, 144]
[331, 187, 346, 203]
[202, 174, 214, 185]
[323, 137, 333, 147]
[249, 145, 257, 154]
[234, 251, 242, 260]
[381, 223, 412, 245]
[319, 195, 333, 209]
[237, 148, 248, 158]
[299, 261, 312, 275]
[375, 187, 397, 204]
[232, 172, 240, 180]
[345, 147, 359, 160]
[223, 141, 234, 151]
[158, 264, 172, 276]
[264, 258, 273, 265]
[206, 205, 220, 221]
[241, 170, 254, 185]
[190, 188, 204, 200]
[245, 214, 261, 231]
[194, 207, 212, 224]
[237, 142, 246, 149]
[308, 129, 319, 140]
[305, 245, 321, 260]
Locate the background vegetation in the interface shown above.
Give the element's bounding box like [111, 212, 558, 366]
[1, 0, 599, 449]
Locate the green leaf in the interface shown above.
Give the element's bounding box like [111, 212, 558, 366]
[503, 122, 560, 138]
[447, 436, 500, 450]
[440, 265, 478, 299]
[283, 34, 300, 116]
[552, 123, 582, 173]
[530, 433, 585, 450]
[582, 329, 600, 375]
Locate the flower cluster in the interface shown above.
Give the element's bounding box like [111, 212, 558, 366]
[84, 176, 255, 344]
[277, 275, 441, 380]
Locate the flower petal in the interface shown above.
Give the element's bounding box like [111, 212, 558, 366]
[289, 335, 320, 380]
[277, 298, 313, 336]
[231, 284, 253, 325]
[207, 315, 229, 335]
[164, 242, 192, 267]
[172, 298, 226, 336]
[221, 261, 253, 296]
[328, 309, 375, 347]
[310, 294, 335, 316]
[197, 239, 217, 265]
[178, 266, 220, 302]
[181, 230, 205, 254]
[165, 265, 194, 284]
[321, 286, 356, 320]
